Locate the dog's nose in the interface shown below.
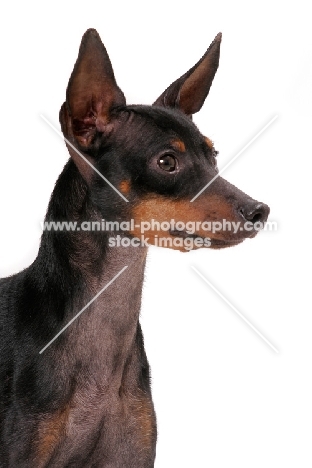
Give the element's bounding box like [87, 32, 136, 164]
[240, 202, 270, 225]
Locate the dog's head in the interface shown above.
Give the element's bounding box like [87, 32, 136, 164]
[60, 29, 269, 252]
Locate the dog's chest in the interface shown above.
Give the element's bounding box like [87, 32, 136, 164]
[37, 387, 155, 468]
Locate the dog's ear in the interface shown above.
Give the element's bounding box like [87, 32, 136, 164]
[60, 29, 125, 181]
[153, 33, 221, 116]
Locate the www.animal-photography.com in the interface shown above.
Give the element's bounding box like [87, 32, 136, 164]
[0, 2, 311, 467]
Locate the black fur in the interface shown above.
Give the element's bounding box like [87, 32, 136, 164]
[0, 29, 269, 467]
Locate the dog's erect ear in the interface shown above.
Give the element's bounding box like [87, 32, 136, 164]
[153, 33, 221, 116]
[60, 28, 126, 181]
[65, 28, 125, 144]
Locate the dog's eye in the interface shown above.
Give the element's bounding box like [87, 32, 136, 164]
[158, 154, 177, 172]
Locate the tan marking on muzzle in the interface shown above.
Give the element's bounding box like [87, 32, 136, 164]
[129, 194, 243, 251]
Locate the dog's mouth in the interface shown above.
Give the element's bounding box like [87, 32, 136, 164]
[169, 229, 244, 249]
[169, 229, 200, 240]
[208, 238, 244, 249]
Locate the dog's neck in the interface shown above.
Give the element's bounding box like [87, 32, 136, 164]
[65, 244, 148, 394]
[35, 160, 148, 390]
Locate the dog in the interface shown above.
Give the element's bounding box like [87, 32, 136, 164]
[0, 29, 269, 467]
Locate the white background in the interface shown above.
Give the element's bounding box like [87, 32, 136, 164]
[0, 1, 311, 467]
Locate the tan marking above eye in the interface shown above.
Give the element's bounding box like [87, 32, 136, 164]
[170, 139, 186, 152]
